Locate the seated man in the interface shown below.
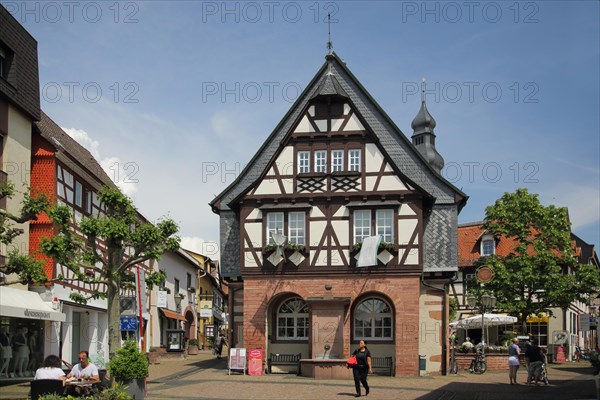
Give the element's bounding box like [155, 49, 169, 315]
[67, 351, 99, 382]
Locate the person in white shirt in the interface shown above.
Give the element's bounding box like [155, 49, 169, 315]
[67, 351, 99, 382]
[34, 355, 66, 382]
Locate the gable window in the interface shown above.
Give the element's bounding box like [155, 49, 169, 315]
[298, 151, 310, 174]
[288, 212, 305, 245]
[314, 150, 327, 173]
[480, 235, 495, 256]
[353, 297, 393, 340]
[267, 212, 284, 244]
[331, 150, 344, 172]
[349, 149, 361, 172]
[277, 297, 309, 340]
[353, 210, 371, 243]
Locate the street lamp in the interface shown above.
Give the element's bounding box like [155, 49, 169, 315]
[467, 292, 497, 356]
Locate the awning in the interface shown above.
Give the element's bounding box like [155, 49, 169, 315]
[0, 286, 66, 322]
[159, 308, 186, 322]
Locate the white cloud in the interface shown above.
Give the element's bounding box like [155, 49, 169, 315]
[62, 127, 139, 196]
[180, 236, 220, 260]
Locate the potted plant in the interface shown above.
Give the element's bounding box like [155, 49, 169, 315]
[108, 340, 149, 399]
[188, 338, 199, 355]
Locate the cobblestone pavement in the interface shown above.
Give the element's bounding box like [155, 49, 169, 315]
[1, 351, 598, 400]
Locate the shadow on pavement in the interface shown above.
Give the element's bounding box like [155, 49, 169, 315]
[413, 375, 597, 400]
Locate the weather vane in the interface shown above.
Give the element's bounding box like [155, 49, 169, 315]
[327, 13, 333, 54]
[421, 77, 426, 102]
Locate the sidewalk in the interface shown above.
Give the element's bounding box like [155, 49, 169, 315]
[0, 354, 597, 400]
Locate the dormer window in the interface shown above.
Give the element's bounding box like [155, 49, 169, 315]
[480, 235, 495, 256]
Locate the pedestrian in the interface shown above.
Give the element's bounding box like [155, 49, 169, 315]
[349, 339, 372, 397]
[508, 338, 520, 384]
[34, 355, 66, 382]
[524, 340, 544, 385]
[215, 333, 226, 359]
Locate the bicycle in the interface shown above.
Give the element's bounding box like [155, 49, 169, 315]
[469, 351, 487, 374]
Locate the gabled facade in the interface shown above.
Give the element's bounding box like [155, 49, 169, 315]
[185, 250, 227, 350]
[150, 249, 200, 350]
[211, 53, 467, 376]
[454, 221, 600, 357]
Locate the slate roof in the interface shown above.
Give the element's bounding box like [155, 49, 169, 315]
[210, 52, 467, 212]
[0, 5, 40, 120]
[34, 111, 116, 188]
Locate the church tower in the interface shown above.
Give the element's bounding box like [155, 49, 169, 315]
[411, 79, 445, 173]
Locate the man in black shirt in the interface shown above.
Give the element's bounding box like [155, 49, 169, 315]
[524, 341, 544, 385]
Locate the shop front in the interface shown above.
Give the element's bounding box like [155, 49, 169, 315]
[0, 286, 66, 381]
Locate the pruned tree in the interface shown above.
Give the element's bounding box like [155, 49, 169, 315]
[470, 188, 600, 334]
[0, 181, 50, 284]
[40, 186, 180, 358]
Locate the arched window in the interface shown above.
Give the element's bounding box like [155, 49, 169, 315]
[353, 297, 393, 340]
[277, 297, 309, 340]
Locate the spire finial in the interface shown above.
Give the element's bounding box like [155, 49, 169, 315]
[327, 13, 333, 54]
[421, 77, 426, 103]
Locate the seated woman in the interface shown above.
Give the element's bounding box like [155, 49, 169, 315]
[34, 355, 66, 382]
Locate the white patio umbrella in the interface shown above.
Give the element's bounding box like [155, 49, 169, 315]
[450, 313, 517, 329]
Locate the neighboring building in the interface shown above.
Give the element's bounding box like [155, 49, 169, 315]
[454, 221, 600, 358]
[150, 248, 200, 351]
[186, 250, 227, 350]
[0, 5, 66, 382]
[211, 52, 467, 376]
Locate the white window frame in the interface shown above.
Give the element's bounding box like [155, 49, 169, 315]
[353, 297, 393, 341]
[331, 150, 344, 172]
[277, 297, 309, 340]
[353, 210, 371, 244]
[267, 212, 284, 244]
[298, 151, 310, 174]
[376, 209, 394, 243]
[480, 235, 495, 256]
[288, 212, 305, 245]
[349, 149, 361, 172]
[314, 150, 327, 173]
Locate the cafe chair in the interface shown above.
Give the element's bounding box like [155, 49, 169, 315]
[30, 379, 65, 399]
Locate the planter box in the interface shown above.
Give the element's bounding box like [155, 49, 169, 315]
[121, 378, 146, 399]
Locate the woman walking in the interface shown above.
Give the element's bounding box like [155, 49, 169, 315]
[508, 338, 521, 384]
[350, 340, 372, 397]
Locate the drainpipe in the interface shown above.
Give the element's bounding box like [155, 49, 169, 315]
[421, 272, 458, 376]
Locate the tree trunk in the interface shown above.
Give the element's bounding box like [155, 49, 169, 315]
[107, 281, 121, 360]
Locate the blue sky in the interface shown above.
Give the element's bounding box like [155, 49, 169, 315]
[5, 0, 599, 258]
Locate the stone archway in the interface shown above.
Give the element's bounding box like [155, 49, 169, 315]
[184, 307, 196, 340]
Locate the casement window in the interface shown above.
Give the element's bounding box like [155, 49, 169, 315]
[288, 211, 305, 245]
[349, 149, 361, 172]
[480, 235, 495, 256]
[353, 209, 395, 244]
[57, 165, 95, 214]
[267, 212, 284, 244]
[314, 150, 327, 173]
[277, 297, 309, 340]
[353, 210, 371, 243]
[267, 211, 305, 245]
[376, 210, 394, 243]
[298, 151, 310, 174]
[297, 149, 362, 174]
[353, 297, 393, 340]
[331, 150, 344, 172]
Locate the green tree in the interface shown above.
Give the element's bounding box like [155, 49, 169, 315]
[0, 181, 50, 285]
[472, 188, 600, 334]
[40, 186, 180, 358]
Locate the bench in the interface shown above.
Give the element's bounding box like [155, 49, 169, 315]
[268, 353, 301, 375]
[371, 356, 394, 376]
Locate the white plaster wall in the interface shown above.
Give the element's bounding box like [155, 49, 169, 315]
[398, 219, 418, 245]
[2, 106, 32, 286]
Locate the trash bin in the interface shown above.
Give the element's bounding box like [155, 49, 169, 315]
[419, 355, 426, 371]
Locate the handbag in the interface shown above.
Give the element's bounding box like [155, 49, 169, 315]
[346, 355, 358, 367]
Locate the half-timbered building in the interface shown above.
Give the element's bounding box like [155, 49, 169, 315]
[211, 52, 467, 376]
